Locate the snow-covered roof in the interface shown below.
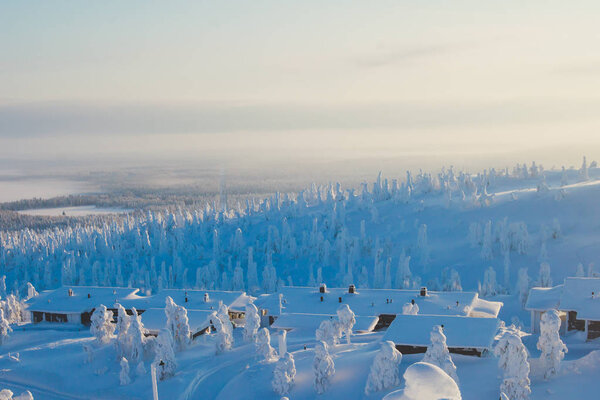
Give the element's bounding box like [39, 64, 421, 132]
[525, 284, 563, 311]
[468, 297, 503, 318]
[140, 308, 214, 334]
[26, 286, 140, 314]
[383, 314, 500, 350]
[255, 286, 479, 318]
[559, 278, 600, 320]
[120, 289, 252, 313]
[270, 312, 379, 333]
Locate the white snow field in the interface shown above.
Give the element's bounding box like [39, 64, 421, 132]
[1, 160, 600, 399]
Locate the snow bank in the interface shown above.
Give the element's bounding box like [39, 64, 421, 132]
[383, 362, 461, 400]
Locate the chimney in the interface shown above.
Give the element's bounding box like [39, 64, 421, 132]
[420, 287, 427, 297]
[348, 284, 355, 294]
[87, 293, 91, 298]
[185, 290, 188, 303]
[68, 288, 73, 297]
[319, 283, 327, 293]
[320, 296, 323, 302]
[338, 297, 342, 303]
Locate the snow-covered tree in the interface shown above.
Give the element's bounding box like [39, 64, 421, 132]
[315, 319, 341, 347]
[232, 263, 245, 291]
[503, 252, 511, 293]
[313, 340, 335, 395]
[494, 332, 531, 400]
[126, 308, 146, 364]
[0, 308, 12, 345]
[115, 303, 131, 358]
[217, 302, 233, 340]
[278, 330, 287, 357]
[165, 296, 191, 351]
[395, 254, 412, 289]
[576, 263, 585, 277]
[557, 165, 569, 186]
[213, 311, 233, 354]
[537, 310, 567, 380]
[537, 262, 552, 287]
[442, 268, 462, 292]
[90, 304, 115, 345]
[423, 325, 458, 384]
[154, 329, 177, 381]
[272, 352, 296, 396]
[244, 303, 260, 342]
[336, 304, 355, 344]
[364, 340, 402, 394]
[136, 361, 146, 376]
[417, 224, 430, 268]
[517, 268, 530, 306]
[481, 220, 493, 260]
[120, 357, 131, 385]
[580, 156, 589, 181]
[256, 327, 277, 362]
[537, 241, 548, 263]
[480, 266, 498, 297]
[25, 283, 38, 300]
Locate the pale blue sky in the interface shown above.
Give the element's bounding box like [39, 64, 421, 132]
[1, 1, 600, 166]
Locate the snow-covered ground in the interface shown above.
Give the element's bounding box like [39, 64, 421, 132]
[1, 160, 600, 399]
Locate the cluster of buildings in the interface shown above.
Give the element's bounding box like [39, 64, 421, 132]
[254, 284, 503, 356]
[26, 283, 504, 355]
[27, 286, 252, 338]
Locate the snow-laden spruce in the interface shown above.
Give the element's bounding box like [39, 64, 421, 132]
[278, 330, 287, 357]
[165, 296, 191, 351]
[256, 327, 277, 362]
[154, 329, 177, 381]
[537, 310, 567, 380]
[119, 357, 131, 385]
[336, 304, 355, 344]
[537, 262, 552, 288]
[272, 352, 296, 396]
[495, 331, 531, 400]
[217, 302, 234, 340]
[114, 303, 131, 358]
[244, 303, 260, 342]
[422, 325, 458, 384]
[213, 310, 233, 354]
[128, 307, 147, 364]
[479, 266, 498, 297]
[313, 340, 335, 395]
[364, 340, 402, 394]
[0, 308, 12, 345]
[315, 319, 341, 347]
[517, 268, 530, 307]
[90, 304, 115, 345]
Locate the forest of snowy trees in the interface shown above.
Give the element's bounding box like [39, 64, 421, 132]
[0, 160, 595, 304]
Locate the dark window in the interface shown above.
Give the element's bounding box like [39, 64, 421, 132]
[568, 311, 585, 331]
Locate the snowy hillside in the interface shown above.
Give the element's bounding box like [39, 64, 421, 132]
[1, 159, 600, 399]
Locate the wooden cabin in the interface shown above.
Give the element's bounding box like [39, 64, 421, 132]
[526, 277, 600, 340]
[27, 286, 140, 326]
[253, 284, 502, 329]
[383, 314, 501, 357]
